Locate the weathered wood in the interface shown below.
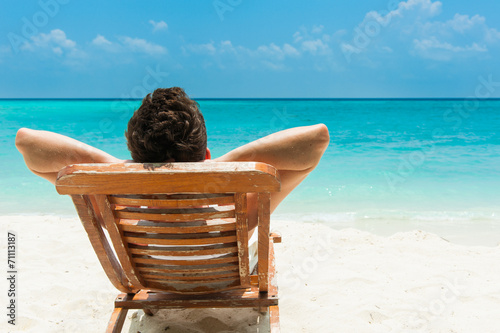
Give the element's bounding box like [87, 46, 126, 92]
[115, 288, 279, 308]
[147, 280, 243, 294]
[235, 193, 251, 286]
[124, 234, 237, 246]
[110, 193, 234, 208]
[54, 162, 282, 331]
[268, 237, 278, 298]
[106, 307, 128, 333]
[119, 220, 237, 234]
[141, 271, 240, 281]
[145, 275, 240, 285]
[128, 243, 238, 256]
[257, 192, 271, 292]
[71, 195, 131, 293]
[269, 305, 280, 333]
[270, 232, 282, 244]
[115, 206, 235, 222]
[95, 194, 145, 290]
[132, 254, 239, 266]
[137, 264, 240, 275]
[56, 162, 280, 195]
[250, 275, 259, 285]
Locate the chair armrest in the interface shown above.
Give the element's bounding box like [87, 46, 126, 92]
[270, 232, 282, 243]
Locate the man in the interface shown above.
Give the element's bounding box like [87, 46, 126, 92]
[15, 87, 329, 232]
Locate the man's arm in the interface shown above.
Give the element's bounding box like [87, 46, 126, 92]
[15, 128, 122, 184]
[214, 124, 330, 230]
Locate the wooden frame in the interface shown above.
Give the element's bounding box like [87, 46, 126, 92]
[56, 162, 281, 332]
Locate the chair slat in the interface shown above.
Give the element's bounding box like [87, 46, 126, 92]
[110, 194, 234, 208]
[141, 271, 240, 281]
[132, 254, 239, 266]
[145, 276, 240, 285]
[119, 220, 236, 234]
[115, 207, 235, 222]
[125, 234, 237, 246]
[146, 279, 242, 294]
[128, 243, 238, 256]
[137, 264, 239, 275]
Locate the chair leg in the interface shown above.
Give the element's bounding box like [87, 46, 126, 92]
[106, 307, 128, 333]
[269, 305, 280, 333]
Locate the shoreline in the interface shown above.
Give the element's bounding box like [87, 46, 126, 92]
[274, 212, 500, 247]
[1, 215, 500, 332]
[3, 210, 499, 247]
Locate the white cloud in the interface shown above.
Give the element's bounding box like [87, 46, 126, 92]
[219, 40, 238, 54]
[120, 37, 167, 55]
[149, 20, 168, 32]
[340, 0, 498, 62]
[184, 42, 217, 55]
[485, 28, 500, 44]
[290, 25, 335, 58]
[92, 34, 112, 46]
[91, 34, 122, 53]
[301, 39, 331, 55]
[256, 43, 300, 60]
[92, 34, 167, 56]
[447, 14, 484, 33]
[283, 43, 300, 56]
[181, 0, 498, 71]
[311, 25, 325, 34]
[414, 38, 486, 53]
[292, 25, 327, 44]
[293, 31, 303, 43]
[420, 13, 495, 37]
[413, 37, 487, 60]
[396, 0, 442, 17]
[186, 40, 300, 60]
[21, 29, 77, 55]
[183, 39, 303, 71]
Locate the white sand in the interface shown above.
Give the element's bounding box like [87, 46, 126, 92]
[1, 215, 500, 332]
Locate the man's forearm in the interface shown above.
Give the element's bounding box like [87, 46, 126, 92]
[15, 128, 121, 182]
[214, 124, 330, 171]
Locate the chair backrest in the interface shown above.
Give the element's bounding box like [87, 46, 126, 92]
[56, 162, 280, 294]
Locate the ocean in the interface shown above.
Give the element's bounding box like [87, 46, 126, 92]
[2, 99, 499, 244]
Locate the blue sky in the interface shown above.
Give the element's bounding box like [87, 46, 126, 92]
[1, 0, 500, 98]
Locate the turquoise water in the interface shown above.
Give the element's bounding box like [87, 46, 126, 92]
[1, 99, 499, 240]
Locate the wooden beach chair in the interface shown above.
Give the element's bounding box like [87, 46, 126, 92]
[55, 162, 281, 332]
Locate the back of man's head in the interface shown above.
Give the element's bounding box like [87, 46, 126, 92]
[125, 87, 207, 162]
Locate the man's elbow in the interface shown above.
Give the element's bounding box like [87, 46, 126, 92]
[15, 128, 32, 154]
[313, 123, 330, 151]
[302, 124, 329, 172]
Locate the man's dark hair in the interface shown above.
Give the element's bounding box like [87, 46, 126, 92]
[125, 87, 207, 162]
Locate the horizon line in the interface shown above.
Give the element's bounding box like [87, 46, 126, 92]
[1, 97, 500, 101]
